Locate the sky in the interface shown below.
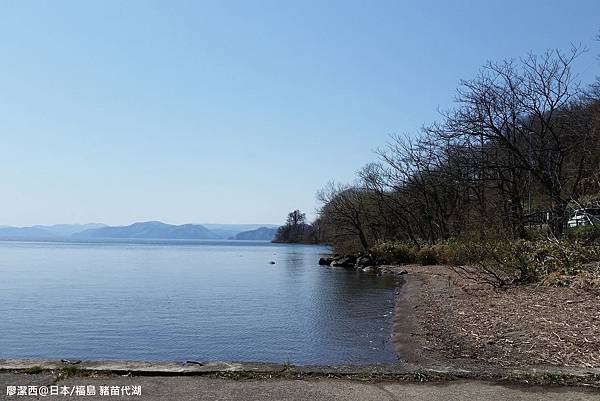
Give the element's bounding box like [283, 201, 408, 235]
[0, 0, 599, 227]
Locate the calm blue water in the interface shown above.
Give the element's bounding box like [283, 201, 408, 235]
[0, 240, 399, 365]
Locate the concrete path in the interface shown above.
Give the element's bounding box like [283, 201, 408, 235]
[1, 373, 598, 401]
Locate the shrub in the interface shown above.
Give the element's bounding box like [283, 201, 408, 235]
[371, 241, 417, 264]
[469, 239, 600, 286]
[415, 241, 480, 266]
[23, 366, 44, 374]
[445, 242, 481, 266]
[416, 247, 438, 265]
[566, 225, 600, 245]
[371, 238, 600, 287]
[416, 245, 457, 265]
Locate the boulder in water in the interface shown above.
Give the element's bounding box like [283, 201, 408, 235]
[318, 257, 334, 266]
[331, 256, 356, 268]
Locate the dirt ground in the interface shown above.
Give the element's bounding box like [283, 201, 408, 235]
[391, 265, 600, 369]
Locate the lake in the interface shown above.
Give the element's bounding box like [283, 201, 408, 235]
[0, 240, 400, 365]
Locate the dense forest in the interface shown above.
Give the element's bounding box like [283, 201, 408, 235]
[275, 47, 600, 256]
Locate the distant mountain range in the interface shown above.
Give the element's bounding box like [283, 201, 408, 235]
[0, 221, 279, 241]
[35, 223, 107, 236]
[202, 224, 279, 240]
[233, 227, 278, 240]
[73, 221, 217, 239]
[0, 223, 106, 239]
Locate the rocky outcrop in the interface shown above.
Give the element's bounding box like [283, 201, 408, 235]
[330, 256, 356, 268]
[356, 255, 375, 267]
[319, 254, 405, 277]
[318, 257, 335, 266]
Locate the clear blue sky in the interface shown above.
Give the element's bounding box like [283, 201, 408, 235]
[1, 0, 598, 226]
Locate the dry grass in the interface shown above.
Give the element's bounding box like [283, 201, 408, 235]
[395, 265, 600, 368]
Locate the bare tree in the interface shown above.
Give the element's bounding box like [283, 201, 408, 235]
[315, 45, 600, 252]
[375, 134, 467, 243]
[434, 48, 592, 237]
[317, 182, 379, 252]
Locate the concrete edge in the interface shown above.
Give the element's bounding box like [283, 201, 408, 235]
[1, 359, 599, 387]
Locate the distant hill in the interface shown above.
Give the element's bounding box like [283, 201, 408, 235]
[0, 226, 56, 239]
[73, 221, 217, 239]
[233, 227, 278, 241]
[0, 223, 107, 240]
[201, 224, 280, 239]
[202, 224, 279, 238]
[33, 223, 107, 236]
[205, 228, 242, 239]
